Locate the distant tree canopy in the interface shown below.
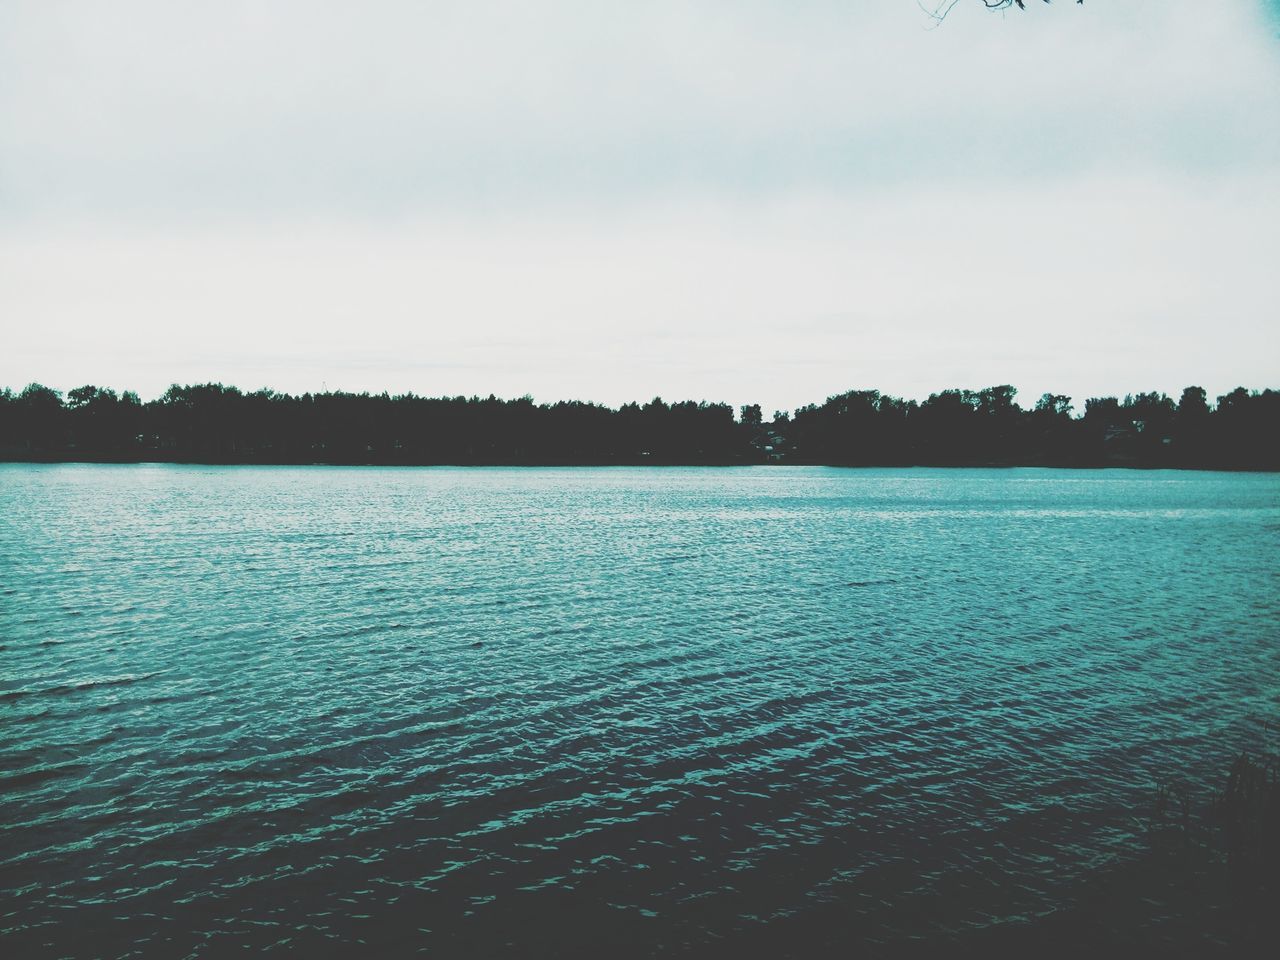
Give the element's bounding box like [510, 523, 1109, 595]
[1, 381, 1275, 470]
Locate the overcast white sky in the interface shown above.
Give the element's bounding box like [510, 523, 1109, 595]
[2, 0, 1278, 414]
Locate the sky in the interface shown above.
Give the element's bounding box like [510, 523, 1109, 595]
[2, 0, 1278, 416]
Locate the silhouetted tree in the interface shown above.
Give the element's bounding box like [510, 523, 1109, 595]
[1027, 394, 1076, 465]
[1212, 387, 1280, 470]
[1174, 386, 1212, 467]
[1, 379, 1275, 470]
[1122, 392, 1176, 466]
[16, 384, 67, 454]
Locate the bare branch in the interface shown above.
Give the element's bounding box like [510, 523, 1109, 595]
[923, 0, 1084, 23]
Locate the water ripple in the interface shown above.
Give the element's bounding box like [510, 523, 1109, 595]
[1, 464, 1277, 956]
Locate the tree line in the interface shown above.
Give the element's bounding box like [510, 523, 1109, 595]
[0, 382, 1275, 470]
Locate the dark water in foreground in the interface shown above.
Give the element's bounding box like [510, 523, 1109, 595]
[2, 465, 1277, 957]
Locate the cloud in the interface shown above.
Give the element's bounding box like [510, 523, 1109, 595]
[3, 171, 1276, 413]
[1, 1, 1277, 410]
[2, 1, 1277, 219]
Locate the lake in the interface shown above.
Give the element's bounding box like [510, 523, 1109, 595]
[2, 464, 1277, 956]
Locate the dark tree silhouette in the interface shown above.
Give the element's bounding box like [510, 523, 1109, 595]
[1174, 386, 1213, 467]
[0, 380, 1275, 470]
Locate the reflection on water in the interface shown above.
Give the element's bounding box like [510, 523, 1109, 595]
[2, 465, 1277, 955]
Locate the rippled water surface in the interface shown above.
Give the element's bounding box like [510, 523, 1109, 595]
[2, 465, 1278, 956]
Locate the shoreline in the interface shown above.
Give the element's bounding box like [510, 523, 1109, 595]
[4, 458, 1278, 473]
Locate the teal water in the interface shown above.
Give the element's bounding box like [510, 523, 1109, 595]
[2, 465, 1277, 956]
